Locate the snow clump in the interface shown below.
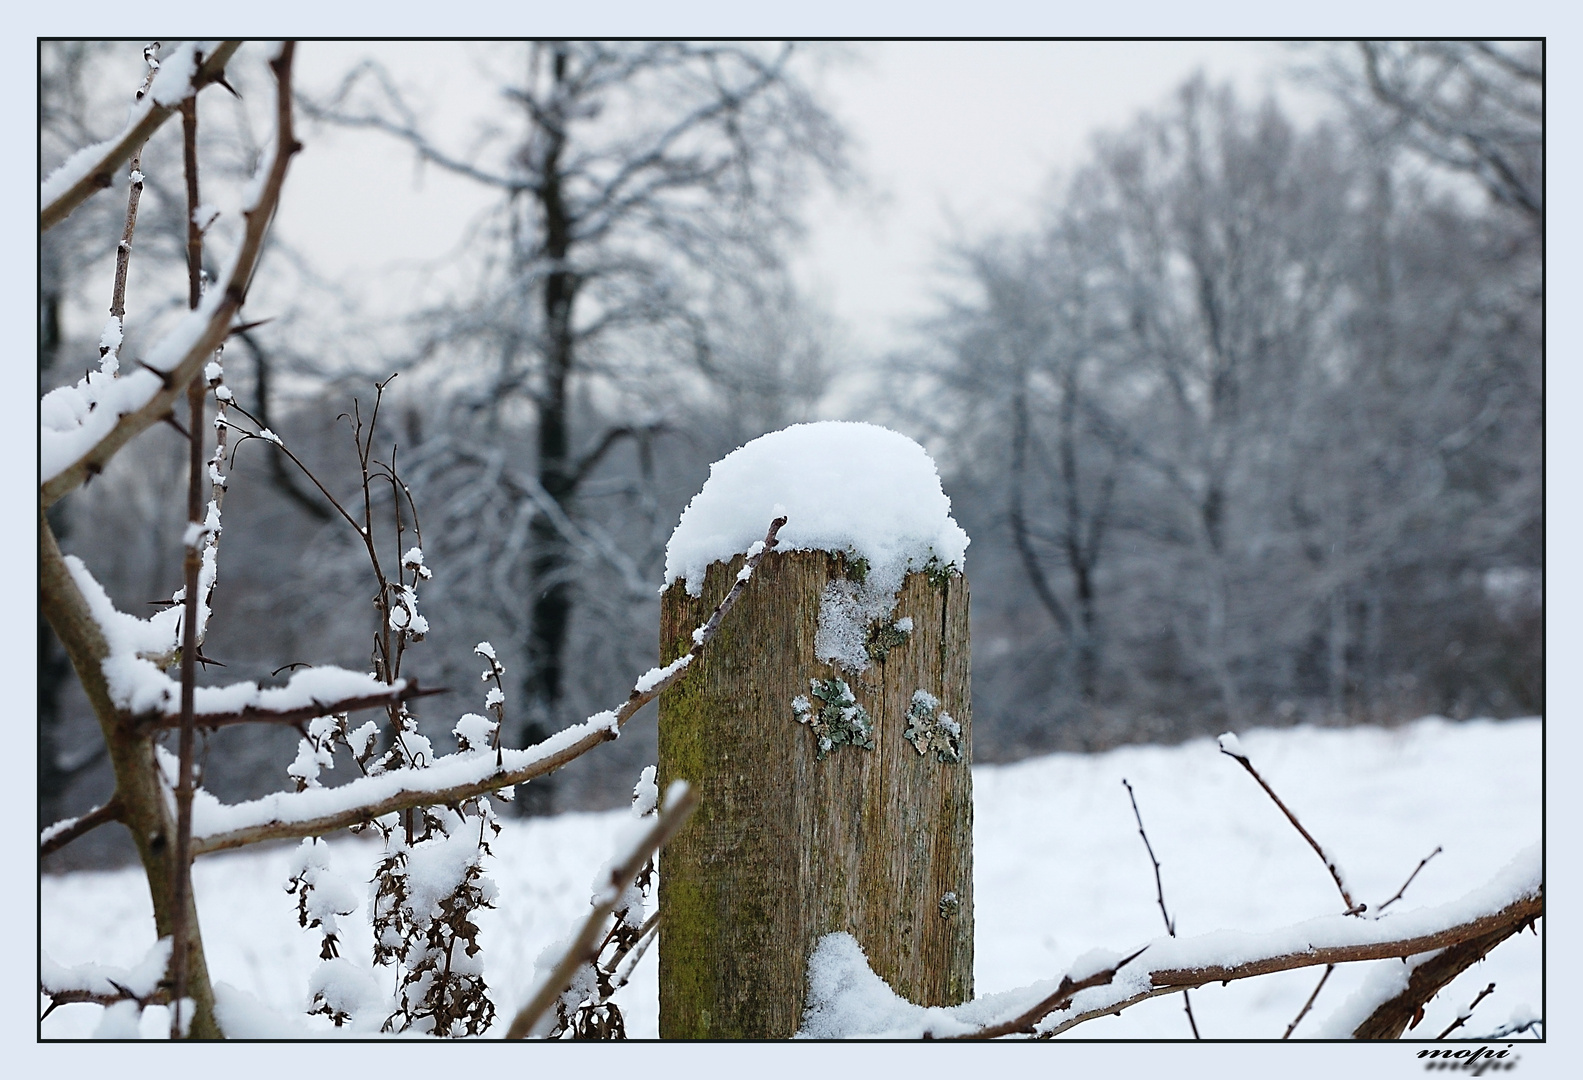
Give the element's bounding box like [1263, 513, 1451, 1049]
[663, 421, 969, 597]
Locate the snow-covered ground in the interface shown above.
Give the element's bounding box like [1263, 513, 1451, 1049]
[40, 715, 1541, 1040]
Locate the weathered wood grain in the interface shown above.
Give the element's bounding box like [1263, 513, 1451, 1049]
[658, 549, 973, 1038]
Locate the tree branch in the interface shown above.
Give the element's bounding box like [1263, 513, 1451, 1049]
[40, 797, 123, 858]
[504, 784, 700, 1038]
[41, 41, 242, 230]
[190, 516, 785, 855]
[1219, 735, 1364, 915]
[149, 681, 445, 731]
[42, 41, 302, 509]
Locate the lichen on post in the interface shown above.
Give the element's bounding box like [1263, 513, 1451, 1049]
[657, 422, 973, 1039]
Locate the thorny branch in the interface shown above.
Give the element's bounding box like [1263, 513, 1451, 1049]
[169, 78, 206, 1040]
[504, 783, 700, 1038]
[1037, 890, 1541, 1039]
[41, 41, 242, 230]
[938, 946, 1149, 1040]
[1218, 736, 1364, 915]
[191, 515, 786, 855]
[1436, 982, 1495, 1039]
[1121, 778, 1198, 1038]
[148, 681, 444, 731]
[41, 41, 302, 508]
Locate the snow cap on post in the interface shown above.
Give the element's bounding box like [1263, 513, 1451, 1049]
[663, 421, 970, 596]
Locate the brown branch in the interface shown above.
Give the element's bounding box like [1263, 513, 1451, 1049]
[1040, 889, 1542, 1039]
[1377, 845, 1443, 913]
[1352, 918, 1528, 1040]
[940, 946, 1149, 1040]
[41, 41, 301, 509]
[1219, 738, 1363, 915]
[191, 515, 785, 856]
[1283, 964, 1333, 1038]
[170, 83, 206, 1041]
[149, 682, 445, 731]
[505, 785, 700, 1038]
[40, 797, 123, 858]
[42, 42, 242, 230]
[1121, 778, 1198, 1037]
[1436, 982, 1496, 1039]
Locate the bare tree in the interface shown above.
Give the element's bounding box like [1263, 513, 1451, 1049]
[298, 43, 845, 806]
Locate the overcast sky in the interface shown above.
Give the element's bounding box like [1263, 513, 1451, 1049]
[275, 41, 1337, 370]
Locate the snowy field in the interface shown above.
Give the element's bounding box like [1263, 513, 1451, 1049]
[40, 715, 1542, 1040]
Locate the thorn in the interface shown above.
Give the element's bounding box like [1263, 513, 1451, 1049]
[135, 357, 176, 389]
[213, 74, 241, 99]
[227, 317, 274, 337]
[163, 413, 192, 441]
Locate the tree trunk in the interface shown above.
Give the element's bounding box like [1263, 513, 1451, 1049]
[658, 549, 973, 1038]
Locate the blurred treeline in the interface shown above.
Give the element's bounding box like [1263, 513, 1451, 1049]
[40, 42, 1539, 867]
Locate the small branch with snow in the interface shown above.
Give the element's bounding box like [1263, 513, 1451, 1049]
[41, 41, 242, 230]
[937, 946, 1149, 1040]
[505, 782, 700, 1039]
[42, 41, 301, 508]
[148, 679, 444, 731]
[1218, 732, 1364, 915]
[190, 516, 785, 855]
[1037, 853, 1541, 1039]
[40, 797, 123, 858]
[40, 939, 175, 1021]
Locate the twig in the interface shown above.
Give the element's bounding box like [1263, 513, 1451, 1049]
[1474, 1018, 1542, 1040]
[505, 784, 700, 1038]
[939, 946, 1149, 1040]
[41, 42, 242, 230]
[1377, 846, 1443, 913]
[1121, 778, 1198, 1037]
[40, 797, 123, 858]
[1436, 982, 1496, 1039]
[1282, 964, 1333, 1039]
[192, 515, 786, 855]
[1219, 735, 1364, 915]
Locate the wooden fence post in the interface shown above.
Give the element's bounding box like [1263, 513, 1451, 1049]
[657, 546, 973, 1038]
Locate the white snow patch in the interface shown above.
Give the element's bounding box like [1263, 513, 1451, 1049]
[663, 422, 968, 597]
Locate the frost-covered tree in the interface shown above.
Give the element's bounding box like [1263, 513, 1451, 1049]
[303, 43, 846, 804]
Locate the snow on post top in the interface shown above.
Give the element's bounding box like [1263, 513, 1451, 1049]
[663, 422, 969, 597]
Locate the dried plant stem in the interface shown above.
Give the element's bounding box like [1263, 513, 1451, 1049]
[1121, 778, 1198, 1038]
[1219, 742, 1362, 915]
[1283, 964, 1334, 1038]
[505, 786, 700, 1038]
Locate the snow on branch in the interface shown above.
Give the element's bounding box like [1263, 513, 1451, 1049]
[794, 844, 1539, 1039]
[191, 516, 786, 855]
[505, 781, 699, 1038]
[40, 938, 174, 1019]
[40, 798, 122, 858]
[40, 41, 242, 230]
[41, 42, 301, 508]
